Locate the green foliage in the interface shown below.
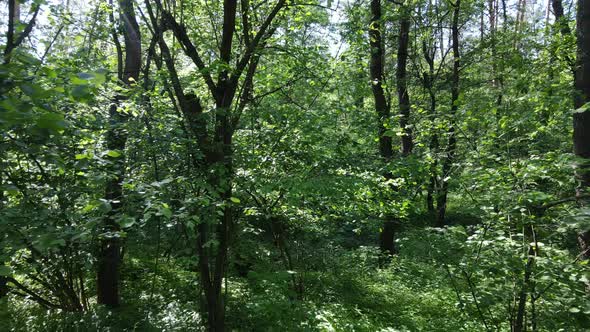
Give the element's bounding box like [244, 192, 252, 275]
[1, 0, 589, 331]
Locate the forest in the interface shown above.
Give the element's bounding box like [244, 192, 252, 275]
[1, 0, 589, 330]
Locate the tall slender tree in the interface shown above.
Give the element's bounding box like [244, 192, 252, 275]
[370, 0, 393, 163]
[574, 0, 590, 259]
[397, 4, 413, 156]
[369, 0, 397, 255]
[436, 0, 460, 226]
[489, 0, 503, 107]
[422, 0, 443, 214]
[424, 39, 439, 213]
[96, 0, 141, 307]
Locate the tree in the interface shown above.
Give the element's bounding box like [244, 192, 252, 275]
[369, 0, 397, 256]
[96, 0, 141, 307]
[1, 0, 40, 302]
[436, 0, 460, 226]
[1, 0, 589, 330]
[144, 0, 287, 329]
[552, 0, 571, 35]
[397, 3, 413, 156]
[420, 0, 444, 214]
[574, 0, 590, 260]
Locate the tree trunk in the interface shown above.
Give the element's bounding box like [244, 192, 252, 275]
[397, 6, 413, 156]
[370, 0, 393, 161]
[489, 0, 503, 107]
[97, 102, 125, 307]
[0, 261, 7, 299]
[145, 0, 286, 327]
[552, 0, 571, 35]
[370, 0, 397, 256]
[574, 0, 590, 260]
[3, 0, 19, 63]
[436, 0, 460, 226]
[97, 0, 141, 307]
[200, 100, 234, 332]
[423, 41, 438, 215]
[513, 246, 535, 332]
[200, 2, 238, 329]
[514, 0, 527, 49]
[0, 0, 14, 299]
[551, 0, 573, 75]
[546, 0, 572, 124]
[513, 225, 538, 332]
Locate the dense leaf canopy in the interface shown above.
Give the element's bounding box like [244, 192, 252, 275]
[0, 0, 589, 330]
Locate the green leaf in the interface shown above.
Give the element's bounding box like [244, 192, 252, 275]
[98, 199, 113, 213]
[230, 197, 241, 204]
[159, 206, 172, 219]
[21, 83, 49, 99]
[382, 130, 396, 137]
[106, 150, 122, 158]
[71, 85, 91, 101]
[37, 112, 66, 132]
[81, 201, 98, 213]
[36, 235, 65, 250]
[0, 265, 12, 276]
[118, 216, 136, 228]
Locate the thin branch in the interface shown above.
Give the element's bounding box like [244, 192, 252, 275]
[232, 0, 287, 85]
[6, 277, 60, 309]
[4, 3, 41, 63]
[461, 269, 491, 331]
[158, 4, 217, 95]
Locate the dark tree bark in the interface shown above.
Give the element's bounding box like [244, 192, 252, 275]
[370, 0, 393, 161]
[97, 0, 141, 307]
[3, 0, 39, 64]
[574, 0, 590, 260]
[488, 0, 496, 32]
[436, 0, 460, 226]
[514, 0, 527, 49]
[0, 250, 7, 299]
[550, 0, 574, 81]
[370, 0, 397, 256]
[397, 6, 413, 156]
[0, 275, 7, 299]
[5, 0, 18, 62]
[552, 0, 571, 35]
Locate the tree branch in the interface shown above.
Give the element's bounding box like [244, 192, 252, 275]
[158, 6, 217, 95]
[232, 0, 287, 84]
[4, 3, 41, 63]
[7, 277, 60, 309]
